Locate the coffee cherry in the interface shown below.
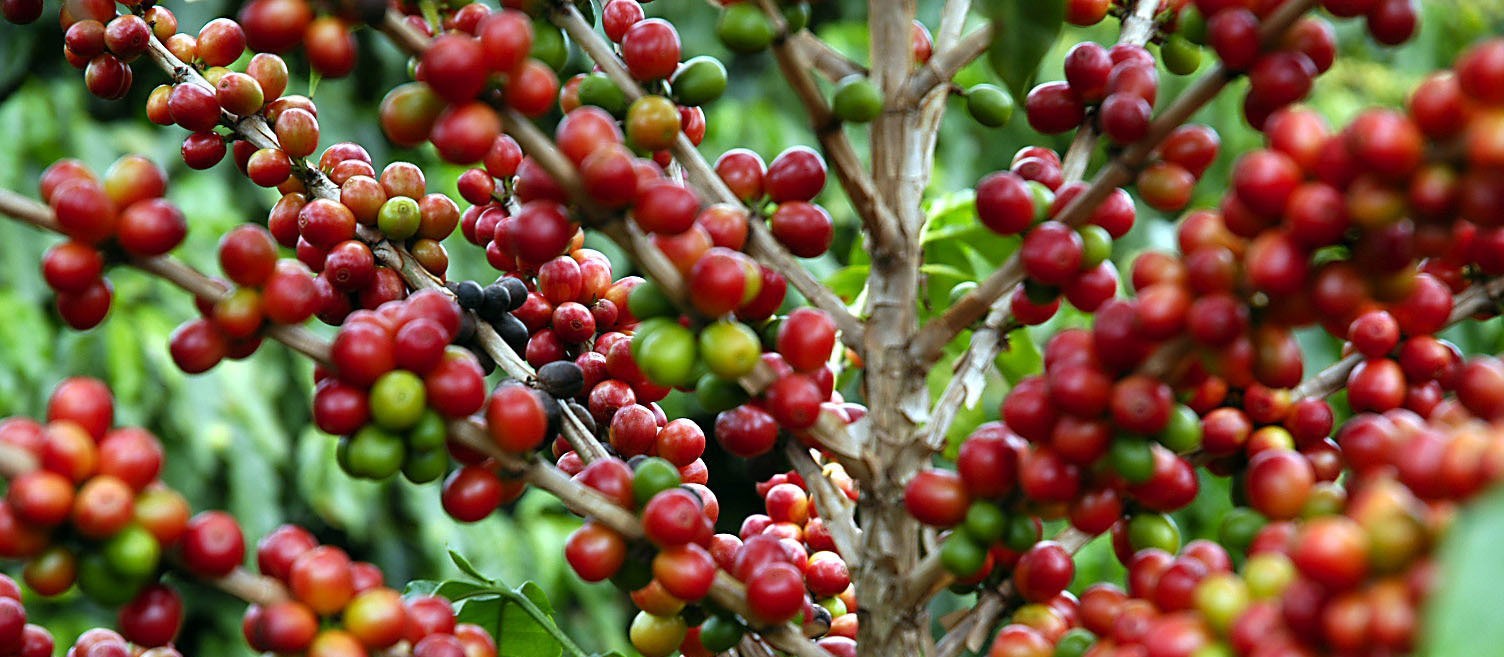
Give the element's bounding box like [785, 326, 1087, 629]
[715, 405, 778, 457]
[832, 75, 882, 123]
[487, 382, 548, 452]
[766, 147, 826, 203]
[976, 171, 1036, 235]
[770, 201, 833, 258]
[181, 511, 245, 577]
[1366, 0, 1417, 46]
[1015, 541, 1075, 603]
[777, 309, 837, 373]
[717, 2, 774, 53]
[1026, 82, 1085, 134]
[904, 469, 969, 527]
[745, 561, 805, 624]
[1207, 9, 1259, 71]
[965, 84, 1015, 127]
[1020, 221, 1084, 286]
[622, 19, 680, 81]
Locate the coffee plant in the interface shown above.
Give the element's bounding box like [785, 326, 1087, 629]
[2, 0, 1504, 655]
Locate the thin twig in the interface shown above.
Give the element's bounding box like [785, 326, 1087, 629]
[790, 32, 866, 81]
[784, 443, 861, 566]
[901, 26, 991, 107]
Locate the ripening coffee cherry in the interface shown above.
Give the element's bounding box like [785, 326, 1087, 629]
[765, 146, 826, 203]
[487, 383, 549, 453]
[777, 308, 837, 373]
[716, 148, 765, 202]
[181, 511, 245, 577]
[1025, 82, 1085, 134]
[1063, 42, 1112, 103]
[622, 19, 680, 81]
[196, 18, 246, 67]
[626, 95, 681, 152]
[1014, 541, 1075, 603]
[1207, 9, 1260, 71]
[976, 171, 1036, 235]
[744, 562, 805, 625]
[904, 469, 969, 527]
[1020, 221, 1084, 286]
[770, 201, 833, 258]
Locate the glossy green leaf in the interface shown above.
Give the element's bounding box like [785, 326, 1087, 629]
[1421, 488, 1504, 657]
[984, 0, 1066, 99]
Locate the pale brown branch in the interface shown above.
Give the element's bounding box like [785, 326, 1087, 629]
[211, 568, 291, 605]
[901, 26, 991, 107]
[934, 0, 973, 53]
[789, 32, 866, 81]
[909, 0, 1320, 365]
[1289, 275, 1504, 402]
[754, 0, 902, 251]
[784, 443, 861, 566]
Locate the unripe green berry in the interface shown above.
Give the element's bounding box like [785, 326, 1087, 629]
[1162, 34, 1202, 75]
[378, 196, 422, 241]
[966, 83, 1015, 127]
[717, 3, 774, 53]
[671, 56, 728, 107]
[832, 75, 883, 123]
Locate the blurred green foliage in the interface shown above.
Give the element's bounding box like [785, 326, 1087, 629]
[2, 0, 1504, 655]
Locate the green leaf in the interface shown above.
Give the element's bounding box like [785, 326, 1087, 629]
[497, 582, 563, 657]
[985, 0, 1066, 99]
[449, 549, 495, 584]
[403, 580, 441, 597]
[571, 0, 595, 27]
[994, 328, 1042, 385]
[825, 265, 870, 302]
[456, 596, 505, 639]
[1421, 487, 1504, 657]
[435, 580, 492, 602]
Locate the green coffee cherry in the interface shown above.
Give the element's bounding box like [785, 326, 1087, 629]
[966, 83, 1015, 127]
[832, 75, 883, 123]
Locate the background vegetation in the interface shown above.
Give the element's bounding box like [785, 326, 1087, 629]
[2, 1, 1504, 654]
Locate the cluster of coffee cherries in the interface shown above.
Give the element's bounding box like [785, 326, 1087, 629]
[64, 626, 184, 657]
[311, 289, 486, 483]
[55, 0, 175, 100]
[559, 450, 861, 656]
[574, 1, 724, 154]
[167, 225, 320, 373]
[973, 146, 1135, 324]
[993, 401, 1504, 657]
[375, 7, 559, 164]
[37, 157, 187, 330]
[0, 580, 135, 657]
[0, 378, 189, 607]
[1027, 43, 1163, 138]
[245, 524, 498, 657]
[236, 0, 357, 78]
[136, 16, 308, 178]
[271, 147, 460, 326]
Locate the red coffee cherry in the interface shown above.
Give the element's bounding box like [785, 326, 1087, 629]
[903, 469, 969, 527]
[622, 19, 680, 81]
[181, 511, 246, 578]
